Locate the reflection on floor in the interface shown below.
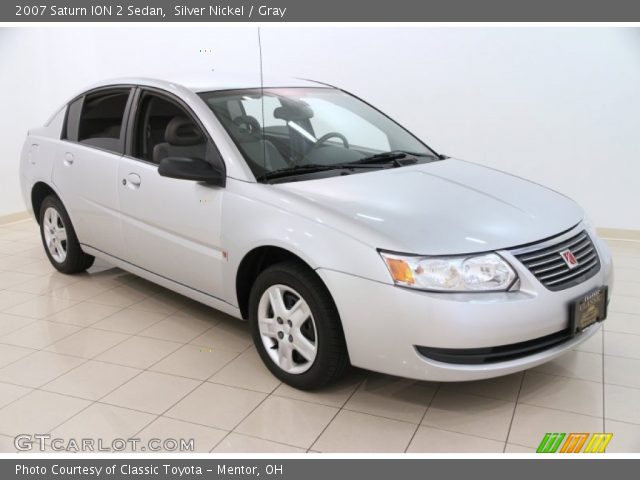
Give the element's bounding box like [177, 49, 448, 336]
[0, 219, 639, 453]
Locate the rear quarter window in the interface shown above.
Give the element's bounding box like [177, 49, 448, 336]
[62, 97, 83, 142]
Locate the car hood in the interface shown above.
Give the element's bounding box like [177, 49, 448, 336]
[276, 159, 583, 255]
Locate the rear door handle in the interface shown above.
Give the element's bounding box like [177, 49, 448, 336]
[63, 152, 74, 166]
[123, 173, 142, 189]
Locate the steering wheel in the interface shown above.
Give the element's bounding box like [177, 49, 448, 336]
[309, 132, 349, 152]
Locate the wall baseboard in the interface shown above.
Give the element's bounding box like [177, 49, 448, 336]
[597, 227, 640, 242]
[0, 211, 31, 226]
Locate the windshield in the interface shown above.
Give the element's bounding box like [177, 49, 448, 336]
[199, 87, 438, 181]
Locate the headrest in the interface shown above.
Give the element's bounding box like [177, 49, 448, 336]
[233, 115, 262, 143]
[273, 104, 313, 122]
[165, 116, 203, 146]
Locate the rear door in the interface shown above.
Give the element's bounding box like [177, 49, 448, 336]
[52, 87, 133, 258]
[116, 88, 226, 297]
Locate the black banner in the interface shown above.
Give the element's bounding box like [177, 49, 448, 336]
[4, 459, 640, 480]
[4, 0, 640, 22]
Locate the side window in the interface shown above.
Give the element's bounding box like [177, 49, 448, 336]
[76, 89, 130, 154]
[132, 92, 220, 167]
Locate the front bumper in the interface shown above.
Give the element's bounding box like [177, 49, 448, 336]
[317, 226, 614, 382]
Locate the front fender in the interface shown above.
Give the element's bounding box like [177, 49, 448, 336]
[221, 180, 393, 306]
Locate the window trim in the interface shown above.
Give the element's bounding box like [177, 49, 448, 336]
[123, 86, 227, 180]
[60, 84, 136, 157]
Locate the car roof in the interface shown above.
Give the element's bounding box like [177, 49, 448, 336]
[84, 73, 332, 94]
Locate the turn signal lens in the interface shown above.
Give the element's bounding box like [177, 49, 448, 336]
[383, 257, 415, 285]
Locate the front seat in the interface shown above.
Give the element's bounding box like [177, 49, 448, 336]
[233, 115, 289, 171]
[153, 116, 207, 164]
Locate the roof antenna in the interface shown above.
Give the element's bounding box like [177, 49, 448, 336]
[257, 27, 266, 171]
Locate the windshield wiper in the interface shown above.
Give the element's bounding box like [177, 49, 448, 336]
[257, 164, 347, 181]
[257, 151, 437, 182]
[258, 162, 386, 182]
[346, 150, 434, 167]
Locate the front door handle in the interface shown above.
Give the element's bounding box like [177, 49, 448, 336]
[123, 173, 142, 189]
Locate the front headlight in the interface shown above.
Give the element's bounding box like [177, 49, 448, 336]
[379, 251, 518, 292]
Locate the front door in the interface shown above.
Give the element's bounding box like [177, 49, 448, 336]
[117, 90, 226, 298]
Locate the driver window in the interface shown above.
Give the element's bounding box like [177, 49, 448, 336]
[133, 93, 216, 166]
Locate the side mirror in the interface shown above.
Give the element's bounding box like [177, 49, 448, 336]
[158, 157, 225, 186]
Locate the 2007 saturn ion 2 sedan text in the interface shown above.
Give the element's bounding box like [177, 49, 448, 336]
[20, 75, 613, 389]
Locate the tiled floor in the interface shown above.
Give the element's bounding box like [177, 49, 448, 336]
[0, 218, 639, 453]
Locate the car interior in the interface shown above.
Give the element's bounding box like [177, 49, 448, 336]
[77, 90, 129, 152]
[72, 89, 381, 177]
[133, 94, 208, 165]
[205, 93, 367, 177]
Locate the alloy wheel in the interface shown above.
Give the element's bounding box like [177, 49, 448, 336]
[257, 284, 318, 374]
[43, 206, 68, 263]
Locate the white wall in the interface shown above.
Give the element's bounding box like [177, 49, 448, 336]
[1, 27, 638, 230]
[261, 27, 640, 231]
[0, 27, 261, 217]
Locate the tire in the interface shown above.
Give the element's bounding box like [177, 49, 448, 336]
[249, 260, 349, 390]
[39, 195, 94, 274]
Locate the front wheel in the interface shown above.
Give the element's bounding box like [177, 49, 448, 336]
[248, 261, 349, 390]
[39, 195, 95, 274]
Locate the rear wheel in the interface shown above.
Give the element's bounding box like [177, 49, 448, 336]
[39, 195, 94, 274]
[249, 261, 349, 390]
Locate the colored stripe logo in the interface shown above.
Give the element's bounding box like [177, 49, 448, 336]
[584, 433, 614, 453]
[536, 433, 613, 453]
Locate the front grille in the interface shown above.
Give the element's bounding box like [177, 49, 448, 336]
[513, 230, 600, 291]
[416, 329, 574, 365]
